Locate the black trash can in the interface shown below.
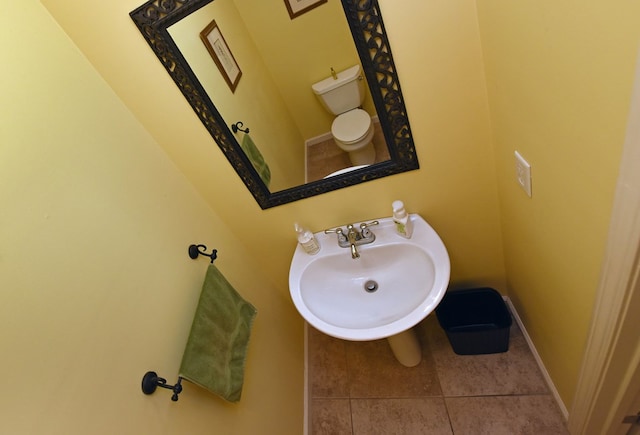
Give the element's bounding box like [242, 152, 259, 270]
[435, 288, 512, 355]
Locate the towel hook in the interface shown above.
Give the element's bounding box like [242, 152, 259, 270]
[231, 121, 249, 134]
[141, 371, 183, 401]
[188, 244, 217, 263]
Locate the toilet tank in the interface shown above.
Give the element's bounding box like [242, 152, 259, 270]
[311, 65, 365, 115]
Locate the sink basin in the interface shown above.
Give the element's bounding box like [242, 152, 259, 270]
[324, 165, 369, 178]
[289, 214, 450, 341]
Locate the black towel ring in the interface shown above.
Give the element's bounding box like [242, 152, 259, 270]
[231, 121, 249, 134]
[188, 244, 217, 263]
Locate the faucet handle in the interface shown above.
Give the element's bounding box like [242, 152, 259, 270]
[359, 221, 378, 240]
[360, 220, 379, 230]
[324, 227, 347, 242]
[324, 227, 344, 235]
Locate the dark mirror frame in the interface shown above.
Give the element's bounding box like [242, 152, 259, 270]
[130, 0, 418, 209]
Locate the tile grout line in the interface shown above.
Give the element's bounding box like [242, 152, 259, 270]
[306, 301, 568, 433]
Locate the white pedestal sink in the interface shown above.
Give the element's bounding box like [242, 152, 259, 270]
[288, 214, 450, 367]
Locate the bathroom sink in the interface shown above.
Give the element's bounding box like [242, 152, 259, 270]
[288, 214, 450, 341]
[324, 164, 369, 178]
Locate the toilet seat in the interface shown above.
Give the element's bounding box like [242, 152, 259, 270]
[331, 109, 372, 144]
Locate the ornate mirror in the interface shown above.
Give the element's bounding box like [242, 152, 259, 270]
[130, 0, 418, 209]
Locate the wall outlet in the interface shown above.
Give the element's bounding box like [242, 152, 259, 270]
[515, 151, 532, 197]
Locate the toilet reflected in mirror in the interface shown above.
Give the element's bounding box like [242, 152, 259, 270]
[306, 121, 389, 182]
[308, 65, 390, 181]
[312, 66, 377, 164]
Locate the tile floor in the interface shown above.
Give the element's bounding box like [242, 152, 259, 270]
[306, 121, 390, 182]
[308, 314, 569, 435]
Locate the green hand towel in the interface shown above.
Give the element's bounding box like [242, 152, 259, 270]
[240, 133, 271, 188]
[179, 264, 257, 402]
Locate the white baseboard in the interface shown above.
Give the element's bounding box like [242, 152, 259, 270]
[503, 296, 569, 420]
[305, 132, 334, 148]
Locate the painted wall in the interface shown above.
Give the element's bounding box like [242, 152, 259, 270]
[170, 0, 306, 191]
[171, 0, 376, 185]
[476, 0, 640, 406]
[38, 2, 506, 432]
[233, 0, 375, 139]
[1, 2, 303, 434]
[15, 0, 633, 428]
[12, 0, 632, 427]
[42, 0, 506, 300]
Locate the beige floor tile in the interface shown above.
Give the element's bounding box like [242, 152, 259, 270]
[306, 140, 351, 182]
[351, 398, 453, 435]
[422, 315, 549, 397]
[310, 398, 352, 435]
[308, 326, 350, 398]
[307, 309, 568, 433]
[446, 395, 569, 435]
[346, 338, 442, 398]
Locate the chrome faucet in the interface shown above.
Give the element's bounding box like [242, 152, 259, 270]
[325, 221, 378, 259]
[346, 224, 360, 259]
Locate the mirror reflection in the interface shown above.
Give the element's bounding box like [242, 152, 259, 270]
[130, 0, 418, 209]
[168, 0, 390, 191]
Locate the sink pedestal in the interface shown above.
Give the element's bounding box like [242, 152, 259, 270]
[387, 328, 422, 367]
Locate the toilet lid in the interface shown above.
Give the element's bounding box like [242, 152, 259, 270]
[331, 109, 372, 144]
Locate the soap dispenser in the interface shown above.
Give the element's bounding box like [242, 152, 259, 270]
[294, 222, 320, 255]
[392, 200, 413, 238]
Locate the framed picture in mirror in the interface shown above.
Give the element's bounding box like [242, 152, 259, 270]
[284, 0, 327, 19]
[199, 20, 242, 92]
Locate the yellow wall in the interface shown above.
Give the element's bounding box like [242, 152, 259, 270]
[1, 2, 302, 434]
[172, 0, 375, 166]
[37, 1, 505, 432]
[170, 0, 306, 191]
[42, 0, 505, 297]
[17, 0, 635, 430]
[476, 0, 640, 405]
[234, 0, 372, 139]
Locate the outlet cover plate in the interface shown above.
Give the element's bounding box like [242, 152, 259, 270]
[515, 151, 532, 197]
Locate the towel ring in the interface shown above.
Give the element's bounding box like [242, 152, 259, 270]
[188, 244, 217, 263]
[231, 121, 249, 134]
[142, 371, 183, 401]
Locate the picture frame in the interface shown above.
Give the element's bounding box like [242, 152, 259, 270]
[199, 20, 242, 92]
[284, 0, 327, 19]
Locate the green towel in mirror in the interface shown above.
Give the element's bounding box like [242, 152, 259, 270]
[179, 264, 257, 402]
[240, 133, 271, 187]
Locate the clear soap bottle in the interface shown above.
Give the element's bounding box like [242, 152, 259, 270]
[392, 200, 413, 238]
[294, 222, 320, 255]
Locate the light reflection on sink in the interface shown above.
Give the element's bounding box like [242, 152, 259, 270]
[289, 214, 450, 342]
[301, 244, 435, 329]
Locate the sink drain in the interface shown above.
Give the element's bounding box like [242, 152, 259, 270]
[364, 280, 379, 293]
